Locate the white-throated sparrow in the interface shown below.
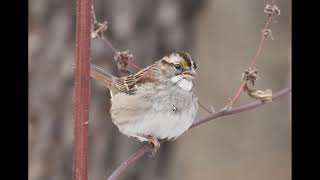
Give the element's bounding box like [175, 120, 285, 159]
[91, 52, 198, 152]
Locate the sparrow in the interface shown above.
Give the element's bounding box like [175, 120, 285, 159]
[90, 52, 198, 153]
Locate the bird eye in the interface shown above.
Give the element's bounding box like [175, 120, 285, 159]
[174, 64, 182, 70]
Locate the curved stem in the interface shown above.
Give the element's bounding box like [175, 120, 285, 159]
[227, 5, 276, 108]
[107, 144, 153, 180]
[191, 87, 291, 128]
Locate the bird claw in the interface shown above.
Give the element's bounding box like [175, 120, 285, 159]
[147, 136, 160, 156]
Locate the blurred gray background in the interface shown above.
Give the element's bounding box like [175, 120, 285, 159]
[29, 0, 291, 180]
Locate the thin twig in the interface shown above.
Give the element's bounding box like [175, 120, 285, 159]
[107, 144, 153, 180]
[191, 87, 290, 128]
[106, 87, 291, 180]
[73, 0, 91, 180]
[101, 36, 119, 55]
[227, 81, 247, 109]
[91, 4, 98, 24]
[226, 0, 277, 108]
[91, 5, 142, 70]
[198, 101, 214, 114]
[249, 17, 272, 68]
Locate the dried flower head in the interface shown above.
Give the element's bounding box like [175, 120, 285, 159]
[264, 4, 281, 17]
[242, 67, 259, 86]
[262, 28, 274, 40]
[244, 85, 272, 103]
[91, 21, 108, 39]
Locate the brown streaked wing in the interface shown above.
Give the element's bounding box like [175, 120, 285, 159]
[114, 63, 159, 94]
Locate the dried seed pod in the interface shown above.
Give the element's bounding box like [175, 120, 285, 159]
[262, 29, 274, 40]
[264, 4, 281, 17]
[241, 67, 259, 86]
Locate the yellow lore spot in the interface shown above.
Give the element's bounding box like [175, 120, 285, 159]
[180, 59, 190, 69]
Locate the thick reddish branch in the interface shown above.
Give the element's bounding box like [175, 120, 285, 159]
[73, 0, 91, 180]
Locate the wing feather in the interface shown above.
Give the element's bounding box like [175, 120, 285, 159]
[114, 63, 159, 94]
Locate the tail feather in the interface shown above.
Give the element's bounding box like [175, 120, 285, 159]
[90, 64, 113, 89]
[71, 63, 113, 89]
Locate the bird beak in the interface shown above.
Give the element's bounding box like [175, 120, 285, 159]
[182, 70, 197, 79]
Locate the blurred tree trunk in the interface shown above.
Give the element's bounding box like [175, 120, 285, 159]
[29, 0, 204, 180]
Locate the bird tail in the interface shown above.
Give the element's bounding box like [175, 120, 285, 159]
[72, 63, 113, 89]
[90, 64, 113, 89]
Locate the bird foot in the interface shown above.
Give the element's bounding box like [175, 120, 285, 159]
[147, 136, 160, 156]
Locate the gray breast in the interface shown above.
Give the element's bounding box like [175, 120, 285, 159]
[151, 83, 197, 113]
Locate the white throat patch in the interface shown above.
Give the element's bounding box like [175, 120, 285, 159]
[170, 76, 193, 91]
